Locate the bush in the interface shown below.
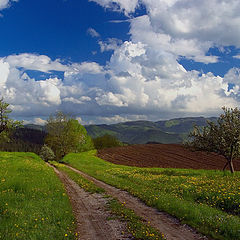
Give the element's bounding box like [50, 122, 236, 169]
[39, 145, 55, 162]
[93, 134, 123, 150]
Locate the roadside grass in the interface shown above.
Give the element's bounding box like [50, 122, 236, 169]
[0, 152, 75, 240]
[51, 161, 104, 194]
[53, 161, 165, 240]
[108, 199, 165, 240]
[63, 150, 240, 240]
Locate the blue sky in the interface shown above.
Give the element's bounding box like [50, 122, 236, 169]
[0, 0, 130, 64]
[0, 0, 240, 125]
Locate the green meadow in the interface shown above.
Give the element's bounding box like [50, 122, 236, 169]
[0, 152, 75, 240]
[64, 150, 240, 240]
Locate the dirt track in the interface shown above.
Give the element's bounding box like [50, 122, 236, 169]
[66, 164, 208, 240]
[49, 164, 131, 240]
[98, 144, 240, 171]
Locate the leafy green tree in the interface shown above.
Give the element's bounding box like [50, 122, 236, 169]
[93, 134, 123, 150]
[0, 98, 22, 142]
[45, 111, 94, 161]
[39, 144, 55, 162]
[186, 107, 240, 173]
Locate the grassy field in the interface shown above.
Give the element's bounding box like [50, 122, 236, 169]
[64, 150, 240, 240]
[0, 152, 75, 240]
[52, 161, 165, 240]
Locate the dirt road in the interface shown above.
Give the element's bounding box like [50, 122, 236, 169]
[65, 164, 208, 240]
[49, 164, 131, 240]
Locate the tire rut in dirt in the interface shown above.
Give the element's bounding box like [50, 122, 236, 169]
[65, 164, 209, 240]
[49, 164, 131, 240]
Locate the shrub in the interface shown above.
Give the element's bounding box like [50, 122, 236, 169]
[93, 134, 123, 149]
[39, 144, 55, 162]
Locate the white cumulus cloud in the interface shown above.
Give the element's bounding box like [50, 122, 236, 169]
[98, 38, 123, 52]
[4, 54, 69, 73]
[2, 0, 240, 122]
[0, 0, 18, 11]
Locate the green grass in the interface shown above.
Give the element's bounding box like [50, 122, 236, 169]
[0, 152, 75, 240]
[51, 161, 104, 194]
[108, 199, 165, 240]
[63, 150, 240, 240]
[53, 161, 165, 240]
[164, 120, 180, 128]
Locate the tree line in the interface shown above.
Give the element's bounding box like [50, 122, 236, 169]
[0, 98, 123, 161]
[0, 98, 240, 173]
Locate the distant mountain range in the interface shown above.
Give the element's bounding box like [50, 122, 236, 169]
[85, 117, 217, 144]
[24, 117, 217, 144]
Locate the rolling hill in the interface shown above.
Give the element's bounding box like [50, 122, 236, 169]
[19, 117, 217, 145]
[85, 117, 217, 144]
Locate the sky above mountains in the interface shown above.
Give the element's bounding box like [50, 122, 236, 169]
[1, 0, 240, 125]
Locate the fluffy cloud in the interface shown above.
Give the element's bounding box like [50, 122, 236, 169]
[2, 1, 240, 123]
[142, 0, 240, 47]
[89, 0, 138, 15]
[92, 0, 240, 48]
[91, 0, 240, 63]
[87, 28, 100, 38]
[98, 38, 123, 52]
[4, 54, 68, 73]
[130, 15, 218, 64]
[0, 55, 64, 116]
[1, 45, 239, 123]
[0, 0, 18, 11]
[101, 41, 237, 114]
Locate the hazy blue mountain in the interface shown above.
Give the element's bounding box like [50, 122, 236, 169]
[85, 117, 217, 144]
[23, 117, 217, 144]
[24, 124, 46, 132]
[155, 117, 217, 134]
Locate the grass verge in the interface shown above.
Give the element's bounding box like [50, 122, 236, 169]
[52, 161, 165, 240]
[51, 161, 104, 193]
[108, 199, 165, 240]
[0, 152, 75, 240]
[63, 150, 240, 240]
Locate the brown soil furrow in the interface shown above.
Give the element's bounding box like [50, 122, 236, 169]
[98, 144, 240, 170]
[65, 164, 208, 240]
[48, 163, 130, 240]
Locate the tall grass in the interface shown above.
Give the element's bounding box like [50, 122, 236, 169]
[0, 152, 75, 239]
[64, 150, 240, 240]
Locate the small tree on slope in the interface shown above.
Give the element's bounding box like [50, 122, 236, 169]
[45, 111, 94, 161]
[0, 98, 22, 141]
[186, 107, 240, 173]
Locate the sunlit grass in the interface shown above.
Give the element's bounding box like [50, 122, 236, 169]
[51, 161, 104, 193]
[108, 199, 165, 240]
[64, 150, 240, 240]
[0, 152, 75, 240]
[53, 161, 165, 240]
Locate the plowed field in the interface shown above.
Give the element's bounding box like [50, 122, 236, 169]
[98, 144, 240, 171]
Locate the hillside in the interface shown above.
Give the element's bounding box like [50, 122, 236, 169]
[85, 117, 217, 144]
[17, 117, 217, 145]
